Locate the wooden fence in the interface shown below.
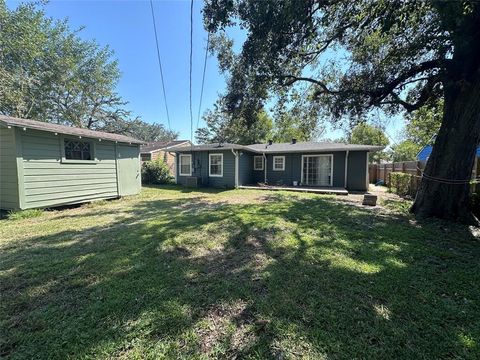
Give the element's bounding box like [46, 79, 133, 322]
[370, 159, 479, 194]
[369, 160, 426, 193]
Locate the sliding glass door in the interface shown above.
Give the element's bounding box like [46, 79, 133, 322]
[302, 155, 333, 186]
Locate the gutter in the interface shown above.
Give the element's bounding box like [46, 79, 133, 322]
[231, 148, 239, 188]
[344, 150, 349, 189]
[263, 153, 267, 184]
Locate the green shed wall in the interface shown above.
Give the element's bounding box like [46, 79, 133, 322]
[20, 129, 120, 209]
[0, 127, 141, 210]
[0, 127, 19, 209]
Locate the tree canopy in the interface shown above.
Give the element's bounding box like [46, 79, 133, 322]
[348, 123, 389, 163]
[0, 1, 175, 143]
[203, 0, 480, 223]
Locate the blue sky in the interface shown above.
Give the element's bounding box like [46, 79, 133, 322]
[7, 0, 404, 144]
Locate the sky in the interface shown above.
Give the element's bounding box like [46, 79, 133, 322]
[7, 0, 405, 144]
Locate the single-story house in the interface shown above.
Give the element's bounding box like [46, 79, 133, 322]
[174, 140, 383, 192]
[0, 116, 143, 210]
[140, 140, 191, 175]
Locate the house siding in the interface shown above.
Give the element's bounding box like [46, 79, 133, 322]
[347, 151, 368, 191]
[238, 153, 253, 186]
[252, 152, 347, 187]
[177, 150, 236, 188]
[19, 129, 120, 209]
[0, 127, 19, 209]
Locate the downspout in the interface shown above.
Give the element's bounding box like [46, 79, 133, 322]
[231, 148, 239, 188]
[169, 151, 177, 184]
[263, 153, 267, 184]
[344, 150, 349, 190]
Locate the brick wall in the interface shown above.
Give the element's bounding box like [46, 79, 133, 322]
[151, 150, 176, 176]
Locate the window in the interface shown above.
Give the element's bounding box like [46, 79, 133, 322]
[273, 156, 285, 171]
[179, 154, 192, 176]
[209, 153, 223, 177]
[64, 140, 92, 160]
[254, 156, 264, 170]
[141, 153, 152, 161]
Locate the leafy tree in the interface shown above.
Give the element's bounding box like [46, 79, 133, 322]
[404, 99, 443, 147]
[101, 118, 178, 142]
[196, 98, 273, 144]
[349, 123, 389, 163]
[389, 140, 420, 162]
[0, 1, 135, 131]
[203, 0, 480, 223]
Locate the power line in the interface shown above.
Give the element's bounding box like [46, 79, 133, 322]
[189, 0, 194, 144]
[149, 0, 171, 131]
[196, 31, 210, 131]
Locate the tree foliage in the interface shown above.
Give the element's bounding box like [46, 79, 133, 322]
[404, 99, 443, 147]
[349, 123, 389, 163]
[196, 98, 273, 144]
[101, 118, 178, 143]
[0, 1, 152, 137]
[389, 140, 419, 162]
[203, 0, 480, 223]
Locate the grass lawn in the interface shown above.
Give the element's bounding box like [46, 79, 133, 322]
[1, 186, 479, 359]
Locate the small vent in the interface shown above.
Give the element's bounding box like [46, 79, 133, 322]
[185, 177, 199, 188]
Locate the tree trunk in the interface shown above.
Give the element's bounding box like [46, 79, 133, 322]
[411, 71, 480, 224]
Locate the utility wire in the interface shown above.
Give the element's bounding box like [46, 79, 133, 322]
[149, 0, 171, 131]
[196, 31, 210, 131]
[189, 0, 194, 144]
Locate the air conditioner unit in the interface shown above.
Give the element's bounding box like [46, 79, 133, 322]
[185, 177, 200, 188]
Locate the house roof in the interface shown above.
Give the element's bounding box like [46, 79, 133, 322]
[175, 141, 384, 153]
[174, 143, 249, 152]
[140, 140, 191, 153]
[0, 115, 144, 144]
[247, 141, 384, 153]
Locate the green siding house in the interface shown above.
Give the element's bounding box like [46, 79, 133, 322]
[174, 141, 383, 192]
[0, 116, 143, 210]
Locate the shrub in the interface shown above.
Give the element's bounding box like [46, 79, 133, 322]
[7, 209, 44, 220]
[141, 158, 173, 185]
[388, 172, 414, 197]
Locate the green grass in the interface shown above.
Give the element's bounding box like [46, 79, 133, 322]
[6, 208, 44, 220]
[1, 185, 479, 359]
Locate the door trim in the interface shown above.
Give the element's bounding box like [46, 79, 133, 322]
[301, 154, 334, 186]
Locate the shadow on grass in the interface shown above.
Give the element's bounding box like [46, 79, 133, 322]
[1, 193, 479, 359]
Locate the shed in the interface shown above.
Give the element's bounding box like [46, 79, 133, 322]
[0, 116, 143, 210]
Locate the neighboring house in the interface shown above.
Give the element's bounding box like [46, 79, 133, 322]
[174, 140, 383, 192]
[140, 140, 191, 175]
[0, 116, 143, 210]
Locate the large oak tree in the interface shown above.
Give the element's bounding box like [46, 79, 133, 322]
[203, 0, 480, 223]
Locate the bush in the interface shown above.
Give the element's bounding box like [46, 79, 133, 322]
[141, 159, 173, 185]
[388, 172, 414, 197]
[8, 209, 44, 220]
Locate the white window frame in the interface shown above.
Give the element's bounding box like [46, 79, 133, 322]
[209, 153, 223, 177]
[273, 156, 285, 171]
[253, 155, 264, 170]
[179, 154, 192, 176]
[300, 154, 334, 186]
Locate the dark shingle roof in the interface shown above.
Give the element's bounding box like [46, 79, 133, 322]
[141, 140, 191, 153]
[247, 141, 384, 153]
[174, 141, 384, 153]
[0, 116, 144, 144]
[174, 143, 249, 152]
